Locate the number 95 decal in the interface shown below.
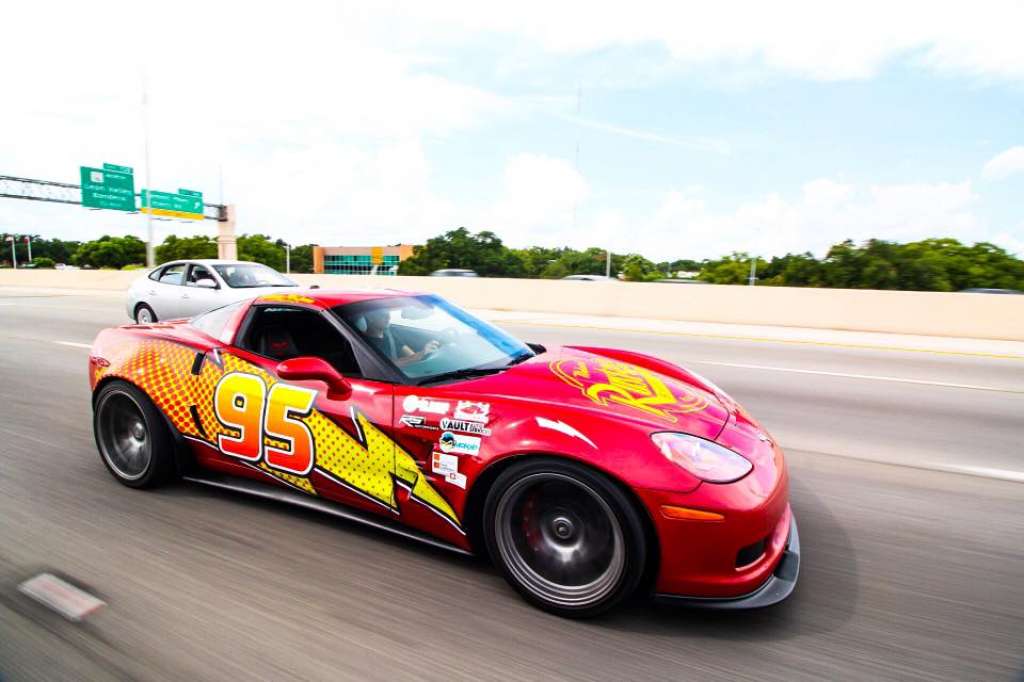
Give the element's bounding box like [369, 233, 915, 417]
[214, 372, 317, 476]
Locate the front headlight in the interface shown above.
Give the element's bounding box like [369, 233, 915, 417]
[651, 432, 752, 483]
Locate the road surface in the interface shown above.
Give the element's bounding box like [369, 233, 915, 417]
[0, 289, 1021, 681]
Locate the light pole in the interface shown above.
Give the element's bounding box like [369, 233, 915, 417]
[284, 243, 291, 274]
[24, 235, 31, 263]
[141, 74, 155, 268]
[605, 249, 612, 278]
[5, 235, 16, 269]
[748, 257, 757, 286]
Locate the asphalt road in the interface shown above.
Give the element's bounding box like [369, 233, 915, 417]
[0, 289, 1021, 681]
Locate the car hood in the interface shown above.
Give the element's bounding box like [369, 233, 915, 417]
[456, 346, 731, 441]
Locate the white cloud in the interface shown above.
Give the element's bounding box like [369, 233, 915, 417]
[612, 178, 988, 260]
[388, 0, 1024, 82]
[483, 154, 589, 240]
[982, 147, 1024, 180]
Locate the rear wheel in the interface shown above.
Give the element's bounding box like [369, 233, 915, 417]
[134, 304, 156, 324]
[483, 458, 647, 618]
[93, 381, 175, 488]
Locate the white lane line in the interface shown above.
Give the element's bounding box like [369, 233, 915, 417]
[53, 341, 92, 349]
[939, 464, 1024, 484]
[689, 359, 1024, 394]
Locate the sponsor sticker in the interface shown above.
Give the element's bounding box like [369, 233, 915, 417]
[453, 400, 490, 423]
[432, 452, 467, 488]
[403, 395, 450, 415]
[432, 451, 459, 475]
[438, 431, 481, 455]
[399, 414, 438, 430]
[440, 418, 491, 436]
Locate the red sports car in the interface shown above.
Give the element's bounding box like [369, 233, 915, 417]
[89, 289, 799, 617]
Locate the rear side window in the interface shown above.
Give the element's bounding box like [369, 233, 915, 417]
[191, 301, 245, 342]
[158, 263, 186, 286]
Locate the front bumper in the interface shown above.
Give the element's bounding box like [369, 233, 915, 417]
[653, 515, 800, 609]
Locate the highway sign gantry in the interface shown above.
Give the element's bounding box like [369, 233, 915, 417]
[139, 188, 204, 220]
[79, 164, 136, 211]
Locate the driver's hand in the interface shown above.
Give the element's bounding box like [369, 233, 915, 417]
[422, 339, 441, 355]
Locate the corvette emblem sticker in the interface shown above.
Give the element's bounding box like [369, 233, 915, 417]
[399, 414, 437, 430]
[550, 357, 709, 423]
[453, 400, 490, 423]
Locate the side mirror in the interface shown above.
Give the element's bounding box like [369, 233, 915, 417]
[196, 278, 218, 289]
[276, 356, 352, 400]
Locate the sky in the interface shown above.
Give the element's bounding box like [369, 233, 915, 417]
[1, 1, 1023, 261]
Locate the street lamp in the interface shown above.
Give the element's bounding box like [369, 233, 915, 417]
[283, 243, 291, 274]
[5, 235, 16, 269]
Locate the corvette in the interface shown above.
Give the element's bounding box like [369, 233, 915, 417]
[89, 289, 799, 617]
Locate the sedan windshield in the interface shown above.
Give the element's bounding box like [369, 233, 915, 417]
[213, 263, 296, 288]
[334, 294, 534, 382]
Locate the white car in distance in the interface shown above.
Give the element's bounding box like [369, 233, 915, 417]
[126, 259, 299, 323]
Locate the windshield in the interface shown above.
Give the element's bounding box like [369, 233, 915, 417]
[213, 263, 296, 288]
[334, 294, 533, 382]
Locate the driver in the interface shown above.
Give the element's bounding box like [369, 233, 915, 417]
[362, 308, 440, 367]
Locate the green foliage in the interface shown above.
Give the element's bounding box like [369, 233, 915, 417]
[1, 235, 81, 266]
[73, 235, 146, 269]
[398, 228, 525, 277]
[698, 253, 769, 285]
[121, 263, 146, 270]
[289, 244, 315, 274]
[620, 254, 663, 282]
[236, 234, 287, 271]
[31, 257, 55, 269]
[156, 234, 217, 263]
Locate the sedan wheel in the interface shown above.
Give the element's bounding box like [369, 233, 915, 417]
[135, 304, 156, 324]
[484, 459, 647, 617]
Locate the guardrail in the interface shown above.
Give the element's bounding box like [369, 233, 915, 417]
[1, 269, 1021, 341]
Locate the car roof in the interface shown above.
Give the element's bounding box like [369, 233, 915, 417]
[252, 287, 427, 308]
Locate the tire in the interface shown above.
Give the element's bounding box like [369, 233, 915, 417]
[483, 458, 647, 618]
[135, 304, 157, 324]
[93, 380, 176, 489]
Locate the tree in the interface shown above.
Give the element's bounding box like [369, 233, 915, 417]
[698, 253, 769, 285]
[73, 235, 146, 269]
[156, 234, 218, 263]
[289, 244, 315, 274]
[620, 254, 663, 282]
[237, 234, 287, 271]
[398, 228, 524, 277]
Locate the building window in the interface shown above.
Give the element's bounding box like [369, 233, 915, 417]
[323, 253, 400, 276]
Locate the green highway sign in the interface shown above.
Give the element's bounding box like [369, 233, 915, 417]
[139, 188, 204, 220]
[80, 164, 136, 212]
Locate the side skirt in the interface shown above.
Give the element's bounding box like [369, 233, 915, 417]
[182, 472, 473, 557]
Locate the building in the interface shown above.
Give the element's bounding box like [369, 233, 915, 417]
[312, 245, 417, 275]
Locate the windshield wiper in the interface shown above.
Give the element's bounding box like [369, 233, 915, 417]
[417, 366, 505, 385]
[505, 351, 534, 367]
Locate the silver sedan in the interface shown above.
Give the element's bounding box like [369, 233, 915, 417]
[126, 259, 300, 323]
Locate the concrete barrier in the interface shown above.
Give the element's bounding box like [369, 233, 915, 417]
[1, 269, 1021, 341]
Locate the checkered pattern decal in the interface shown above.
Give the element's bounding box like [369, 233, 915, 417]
[97, 340, 459, 527]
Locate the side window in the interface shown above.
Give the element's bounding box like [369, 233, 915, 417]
[159, 263, 186, 286]
[186, 264, 217, 287]
[241, 306, 362, 377]
[191, 300, 245, 340]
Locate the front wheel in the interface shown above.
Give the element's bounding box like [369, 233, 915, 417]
[93, 381, 176, 488]
[483, 458, 648, 618]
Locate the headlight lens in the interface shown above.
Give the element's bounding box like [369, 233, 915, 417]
[651, 432, 752, 483]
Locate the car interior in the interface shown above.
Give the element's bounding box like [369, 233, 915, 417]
[240, 306, 362, 376]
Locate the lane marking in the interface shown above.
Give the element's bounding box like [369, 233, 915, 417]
[499, 320, 1024, 360]
[688, 359, 1024, 394]
[940, 464, 1024, 484]
[18, 573, 105, 622]
[54, 341, 92, 349]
